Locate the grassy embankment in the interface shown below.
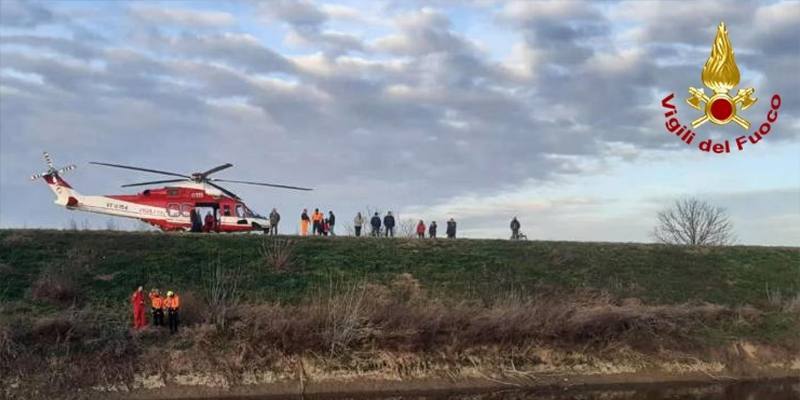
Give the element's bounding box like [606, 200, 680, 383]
[1, 229, 799, 399]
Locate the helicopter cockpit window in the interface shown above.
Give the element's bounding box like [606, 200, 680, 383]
[167, 203, 180, 218]
[235, 204, 245, 218]
[222, 205, 231, 216]
[243, 205, 260, 218]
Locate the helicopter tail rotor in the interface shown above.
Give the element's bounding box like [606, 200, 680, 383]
[30, 151, 77, 181]
[31, 152, 81, 206]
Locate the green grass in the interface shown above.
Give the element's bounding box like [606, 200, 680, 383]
[1, 229, 798, 309]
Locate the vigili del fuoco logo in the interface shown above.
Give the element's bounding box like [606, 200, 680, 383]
[661, 22, 782, 154]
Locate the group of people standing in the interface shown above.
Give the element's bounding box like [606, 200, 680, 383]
[358, 211, 396, 237]
[189, 209, 217, 233]
[131, 286, 181, 334]
[414, 218, 458, 239]
[287, 208, 460, 239]
[266, 208, 521, 240]
[299, 208, 337, 236]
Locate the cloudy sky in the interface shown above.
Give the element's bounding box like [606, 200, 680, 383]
[1, 0, 798, 245]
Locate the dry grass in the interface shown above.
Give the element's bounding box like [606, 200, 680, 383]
[219, 275, 747, 357]
[0, 273, 790, 398]
[0, 307, 140, 400]
[784, 293, 800, 314]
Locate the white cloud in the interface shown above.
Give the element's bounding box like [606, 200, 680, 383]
[130, 5, 235, 27]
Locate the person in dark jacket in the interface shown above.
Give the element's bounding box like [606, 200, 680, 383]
[446, 218, 457, 239]
[370, 212, 381, 237]
[328, 211, 336, 236]
[428, 221, 437, 238]
[510, 217, 521, 240]
[269, 208, 280, 235]
[383, 211, 396, 237]
[189, 209, 202, 232]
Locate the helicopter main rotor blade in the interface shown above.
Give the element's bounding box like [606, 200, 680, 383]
[200, 163, 233, 177]
[206, 181, 241, 199]
[121, 179, 188, 188]
[90, 162, 189, 178]
[212, 178, 313, 191]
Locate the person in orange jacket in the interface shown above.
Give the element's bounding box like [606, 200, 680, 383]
[312, 208, 323, 235]
[164, 291, 181, 334]
[149, 288, 164, 327]
[131, 286, 147, 330]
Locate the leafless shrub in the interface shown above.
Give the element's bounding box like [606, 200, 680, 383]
[318, 277, 372, 356]
[200, 256, 242, 328]
[765, 282, 783, 308]
[259, 237, 296, 271]
[31, 264, 82, 305]
[653, 197, 734, 246]
[179, 290, 207, 326]
[31, 316, 75, 344]
[388, 273, 425, 304]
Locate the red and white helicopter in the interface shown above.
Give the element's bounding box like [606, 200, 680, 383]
[31, 152, 311, 232]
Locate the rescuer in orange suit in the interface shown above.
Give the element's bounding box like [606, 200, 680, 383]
[164, 291, 181, 334]
[300, 208, 310, 236]
[131, 286, 147, 330]
[149, 288, 164, 327]
[312, 208, 323, 235]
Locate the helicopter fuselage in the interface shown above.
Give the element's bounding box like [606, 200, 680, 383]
[44, 174, 269, 232]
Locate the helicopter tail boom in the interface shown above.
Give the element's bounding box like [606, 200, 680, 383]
[42, 173, 81, 207]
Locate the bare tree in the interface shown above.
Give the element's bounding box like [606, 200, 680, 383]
[397, 218, 417, 238]
[653, 198, 734, 246]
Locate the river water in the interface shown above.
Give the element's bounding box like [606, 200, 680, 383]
[306, 380, 800, 400]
